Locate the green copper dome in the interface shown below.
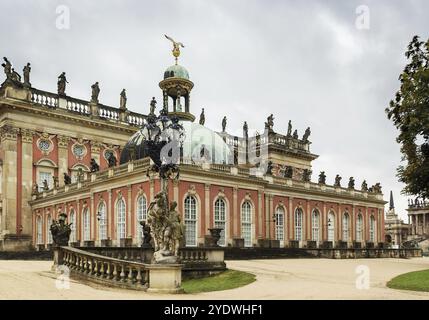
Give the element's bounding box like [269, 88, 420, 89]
[164, 64, 190, 80]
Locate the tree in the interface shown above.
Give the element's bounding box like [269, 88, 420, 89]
[386, 35, 429, 199]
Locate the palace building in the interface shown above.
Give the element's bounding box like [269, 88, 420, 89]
[0, 47, 386, 251]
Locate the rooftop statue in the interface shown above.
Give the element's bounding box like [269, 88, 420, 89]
[348, 177, 355, 189]
[302, 169, 312, 182]
[164, 34, 185, 64]
[318, 171, 326, 184]
[222, 116, 227, 132]
[287, 120, 292, 137]
[302, 127, 311, 142]
[57, 72, 68, 96]
[91, 82, 100, 103]
[23, 63, 31, 87]
[265, 114, 274, 131]
[10, 68, 21, 82]
[266, 161, 274, 175]
[119, 89, 127, 110]
[199, 108, 205, 125]
[50, 213, 72, 246]
[243, 121, 248, 138]
[334, 174, 342, 187]
[150, 97, 157, 115]
[361, 180, 368, 192]
[293, 129, 299, 139]
[2, 57, 12, 78]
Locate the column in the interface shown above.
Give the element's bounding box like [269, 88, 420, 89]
[351, 205, 355, 243]
[306, 201, 310, 241]
[204, 183, 210, 234]
[233, 187, 238, 237]
[0, 126, 19, 237]
[127, 185, 132, 238]
[108, 189, 112, 239]
[269, 194, 274, 241]
[265, 194, 270, 239]
[322, 202, 327, 241]
[57, 135, 69, 187]
[289, 197, 294, 240]
[258, 189, 263, 239]
[90, 194, 95, 241]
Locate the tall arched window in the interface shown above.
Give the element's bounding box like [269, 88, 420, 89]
[116, 199, 126, 241]
[36, 216, 43, 245]
[82, 208, 90, 241]
[47, 215, 53, 244]
[214, 198, 227, 246]
[294, 208, 303, 241]
[356, 213, 363, 242]
[136, 195, 147, 243]
[328, 211, 335, 242]
[241, 201, 252, 247]
[184, 195, 197, 246]
[312, 209, 320, 241]
[69, 209, 76, 243]
[369, 215, 376, 242]
[342, 212, 350, 241]
[98, 202, 107, 240]
[275, 206, 285, 246]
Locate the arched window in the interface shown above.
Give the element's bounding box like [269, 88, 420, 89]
[47, 215, 53, 244]
[275, 206, 285, 245]
[98, 202, 107, 240]
[312, 209, 320, 241]
[116, 199, 126, 241]
[136, 195, 147, 243]
[82, 208, 90, 241]
[369, 215, 376, 242]
[214, 198, 227, 246]
[69, 209, 76, 243]
[294, 208, 303, 241]
[36, 216, 43, 245]
[328, 211, 335, 242]
[241, 201, 252, 247]
[356, 213, 363, 242]
[342, 212, 350, 241]
[184, 195, 197, 246]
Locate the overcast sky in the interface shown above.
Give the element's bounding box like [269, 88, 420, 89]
[1, 0, 428, 220]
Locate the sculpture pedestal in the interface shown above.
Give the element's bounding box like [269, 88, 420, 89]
[147, 264, 184, 294]
[51, 246, 64, 271]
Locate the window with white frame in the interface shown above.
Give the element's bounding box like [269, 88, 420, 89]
[294, 208, 303, 241]
[241, 201, 252, 247]
[98, 202, 107, 240]
[47, 215, 52, 244]
[38, 171, 52, 192]
[36, 216, 43, 245]
[69, 210, 76, 243]
[312, 209, 320, 241]
[342, 212, 350, 241]
[83, 208, 90, 241]
[184, 195, 197, 246]
[214, 198, 227, 246]
[369, 215, 376, 242]
[356, 213, 363, 242]
[116, 199, 126, 240]
[136, 196, 147, 243]
[328, 211, 335, 242]
[275, 206, 285, 245]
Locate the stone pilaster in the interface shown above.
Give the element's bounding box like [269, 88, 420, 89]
[205, 184, 210, 233]
[21, 129, 34, 235]
[57, 135, 70, 187]
[257, 189, 263, 239]
[289, 197, 294, 240]
[91, 141, 102, 168]
[233, 187, 238, 237]
[127, 185, 132, 238]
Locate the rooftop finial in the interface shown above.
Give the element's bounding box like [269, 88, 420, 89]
[389, 190, 394, 210]
[164, 34, 185, 65]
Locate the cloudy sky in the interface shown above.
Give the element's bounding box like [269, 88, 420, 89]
[1, 0, 428, 220]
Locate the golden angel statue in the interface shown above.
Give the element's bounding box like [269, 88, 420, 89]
[164, 34, 185, 63]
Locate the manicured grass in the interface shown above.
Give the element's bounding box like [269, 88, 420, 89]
[387, 269, 429, 292]
[182, 269, 256, 294]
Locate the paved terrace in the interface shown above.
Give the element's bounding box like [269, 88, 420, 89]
[0, 258, 428, 300]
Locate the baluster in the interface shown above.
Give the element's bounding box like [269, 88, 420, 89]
[99, 261, 105, 278]
[124, 250, 128, 260]
[128, 266, 134, 283]
[136, 267, 142, 285]
[120, 264, 126, 282]
[105, 262, 111, 279]
[93, 259, 98, 276]
[112, 263, 118, 280]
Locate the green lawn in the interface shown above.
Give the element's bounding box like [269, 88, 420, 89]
[387, 269, 429, 292]
[182, 269, 256, 294]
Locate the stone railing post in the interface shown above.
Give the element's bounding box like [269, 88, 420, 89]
[89, 101, 99, 118]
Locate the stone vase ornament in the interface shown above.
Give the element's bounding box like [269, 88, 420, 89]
[208, 228, 223, 247]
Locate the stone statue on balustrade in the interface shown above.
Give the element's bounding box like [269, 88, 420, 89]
[23, 63, 31, 87]
[348, 177, 355, 189]
[222, 116, 227, 132]
[90, 158, 100, 172]
[361, 180, 368, 192]
[43, 179, 49, 191]
[119, 89, 127, 110]
[266, 161, 274, 176]
[371, 182, 382, 194]
[63, 172, 72, 185]
[287, 120, 292, 137]
[50, 213, 72, 246]
[57, 72, 68, 96]
[199, 108, 205, 125]
[318, 171, 326, 184]
[265, 114, 274, 131]
[334, 174, 342, 187]
[147, 191, 185, 264]
[149, 97, 157, 115]
[91, 82, 100, 103]
[293, 130, 299, 139]
[53, 176, 59, 189]
[32, 183, 39, 196]
[243, 121, 248, 138]
[2, 57, 12, 79]
[302, 127, 311, 142]
[108, 153, 117, 167]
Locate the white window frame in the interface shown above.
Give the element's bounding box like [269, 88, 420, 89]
[328, 211, 335, 242]
[312, 209, 320, 241]
[98, 202, 107, 241]
[83, 208, 90, 241]
[69, 210, 76, 243]
[369, 215, 376, 242]
[136, 195, 147, 243]
[241, 201, 253, 247]
[356, 213, 363, 242]
[38, 171, 53, 192]
[36, 216, 43, 245]
[47, 215, 53, 244]
[342, 212, 350, 241]
[184, 195, 198, 247]
[275, 206, 285, 246]
[294, 208, 303, 241]
[214, 198, 227, 246]
[116, 199, 126, 241]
